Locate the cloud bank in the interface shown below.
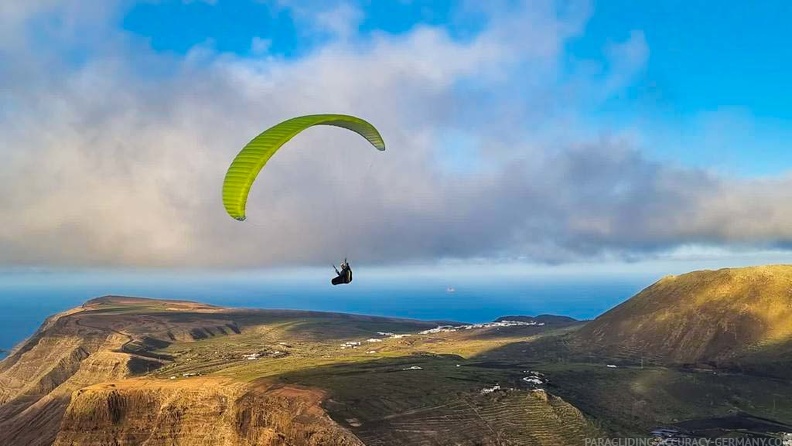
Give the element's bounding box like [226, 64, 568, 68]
[1, 0, 791, 268]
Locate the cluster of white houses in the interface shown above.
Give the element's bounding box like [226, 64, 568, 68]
[419, 320, 546, 334]
[479, 371, 547, 394]
[338, 332, 414, 350]
[521, 370, 546, 387]
[241, 350, 286, 360]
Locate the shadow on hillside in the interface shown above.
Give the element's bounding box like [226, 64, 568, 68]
[272, 352, 595, 444]
[467, 330, 792, 437]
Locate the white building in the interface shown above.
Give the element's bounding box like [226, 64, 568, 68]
[481, 385, 501, 394]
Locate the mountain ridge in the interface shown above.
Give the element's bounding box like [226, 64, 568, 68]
[572, 264, 792, 372]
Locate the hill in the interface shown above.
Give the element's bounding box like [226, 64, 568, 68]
[572, 265, 792, 373]
[0, 296, 598, 445]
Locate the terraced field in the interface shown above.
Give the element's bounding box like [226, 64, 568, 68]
[349, 391, 595, 446]
[524, 362, 792, 436]
[276, 353, 600, 445]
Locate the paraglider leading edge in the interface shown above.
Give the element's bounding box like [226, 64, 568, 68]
[222, 113, 386, 222]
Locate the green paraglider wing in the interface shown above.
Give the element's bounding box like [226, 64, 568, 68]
[222, 114, 385, 221]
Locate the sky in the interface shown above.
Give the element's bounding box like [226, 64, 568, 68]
[1, 0, 792, 273]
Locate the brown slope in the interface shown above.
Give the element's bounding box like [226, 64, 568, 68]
[0, 296, 241, 445]
[53, 379, 362, 446]
[0, 296, 436, 445]
[573, 265, 792, 366]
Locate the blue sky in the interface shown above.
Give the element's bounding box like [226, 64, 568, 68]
[569, 0, 792, 175]
[117, 0, 792, 176]
[571, 0, 792, 115]
[1, 0, 792, 270]
[122, 1, 460, 56]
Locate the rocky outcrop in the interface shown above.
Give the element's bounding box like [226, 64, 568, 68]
[54, 379, 363, 446]
[0, 297, 365, 445]
[0, 307, 127, 446]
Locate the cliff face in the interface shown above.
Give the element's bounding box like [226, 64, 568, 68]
[0, 296, 394, 445]
[54, 379, 362, 446]
[0, 307, 129, 446]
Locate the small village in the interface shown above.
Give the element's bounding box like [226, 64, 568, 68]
[419, 320, 546, 334]
[480, 370, 548, 395]
[339, 332, 412, 350]
[241, 350, 288, 360]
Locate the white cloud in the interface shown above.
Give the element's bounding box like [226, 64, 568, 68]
[1, 0, 791, 268]
[251, 37, 272, 55]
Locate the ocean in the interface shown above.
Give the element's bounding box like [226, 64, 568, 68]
[0, 268, 655, 358]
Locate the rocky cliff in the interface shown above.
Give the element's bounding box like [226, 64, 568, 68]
[0, 296, 359, 445]
[54, 379, 361, 446]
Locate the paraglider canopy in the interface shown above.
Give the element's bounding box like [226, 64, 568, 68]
[222, 114, 386, 221]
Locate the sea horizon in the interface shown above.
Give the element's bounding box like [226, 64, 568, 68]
[0, 267, 661, 356]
